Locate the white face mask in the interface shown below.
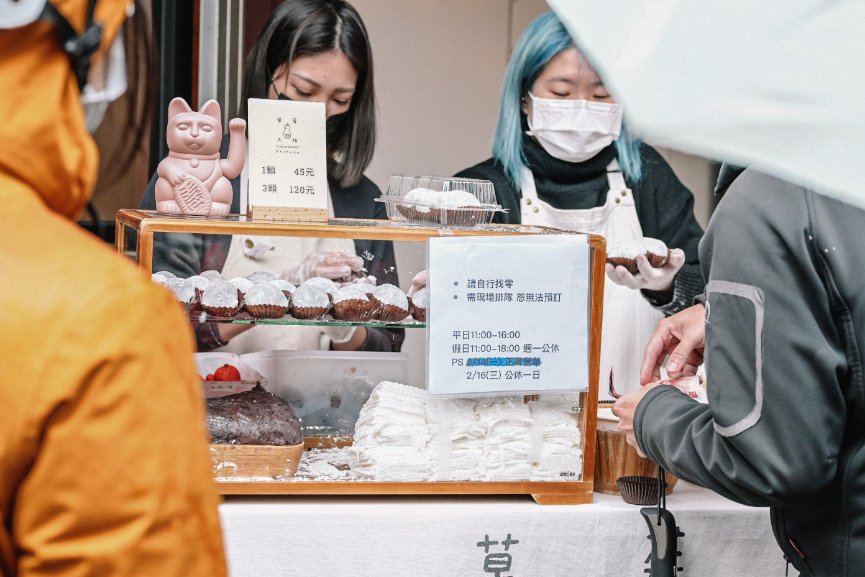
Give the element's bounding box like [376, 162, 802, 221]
[80, 29, 128, 133]
[0, 0, 129, 133]
[0, 0, 47, 28]
[526, 93, 623, 163]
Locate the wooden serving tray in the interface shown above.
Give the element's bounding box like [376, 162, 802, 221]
[211, 443, 304, 478]
[214, 437, 594, 505]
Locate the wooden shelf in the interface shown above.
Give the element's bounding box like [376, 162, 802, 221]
[216, 479, 594, 505]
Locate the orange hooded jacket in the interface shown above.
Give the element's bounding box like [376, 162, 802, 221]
[0, 2, 228, 576]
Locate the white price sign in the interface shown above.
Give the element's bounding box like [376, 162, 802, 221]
[247, 98, 328, 221]
[427, 235, 590, 396]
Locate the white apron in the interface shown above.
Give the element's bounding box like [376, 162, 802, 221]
[215, 192, 355, 354]
[519, 162, 664, 400]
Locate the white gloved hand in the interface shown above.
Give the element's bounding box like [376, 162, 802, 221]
[239, 236, 274, 260]
[281, 250, 365, 285]
[339, 274, 378, 288]
[605, 248, 686, 291]
[407, 270, 427, 297]
[321, 323, 358, 345]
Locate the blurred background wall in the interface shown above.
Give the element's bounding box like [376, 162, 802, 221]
[86, 0, 717, 229]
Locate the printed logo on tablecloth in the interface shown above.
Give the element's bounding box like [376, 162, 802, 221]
[477, 533, 520, 577]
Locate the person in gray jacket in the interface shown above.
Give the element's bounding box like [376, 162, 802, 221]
[613, 168, 865, 577]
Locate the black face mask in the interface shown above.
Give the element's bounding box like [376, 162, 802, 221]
[275, 91, 347, 144]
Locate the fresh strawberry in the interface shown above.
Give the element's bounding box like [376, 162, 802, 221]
[205, 373, 215, 381]
[213, 364, 242, 382]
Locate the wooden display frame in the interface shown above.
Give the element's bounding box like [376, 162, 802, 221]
[116, 209, 605, 504]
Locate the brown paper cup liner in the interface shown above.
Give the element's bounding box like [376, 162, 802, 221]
[646, 248, 671, 268]
[245, 304, 289, 319]
[332, 299, 376, 321]
[408, 297, 427, 322]
[616, 475, 665, 505]
[375, 303, 410, 322]
[396, 204, 488, 226]
[606, 256, 640, 275]
[396, 204, 440, 223]
[280, 290, 293, 306]
[291, 305, 330, 320]
[203, 305, 240, 318]
[442, 206, 488, 226]
[185, 299, 204, 315]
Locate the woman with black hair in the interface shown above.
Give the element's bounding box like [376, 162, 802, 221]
[140, 0, 404, 354]
[241, 0, 376, 188]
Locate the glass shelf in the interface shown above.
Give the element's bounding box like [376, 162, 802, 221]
[187, 310, 424, 329]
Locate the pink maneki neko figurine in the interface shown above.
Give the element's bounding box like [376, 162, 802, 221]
[155, 97, 246, 216]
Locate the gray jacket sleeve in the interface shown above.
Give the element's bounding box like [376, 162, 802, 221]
[634, 171, 848, 507]
[642, 263, 705, 316]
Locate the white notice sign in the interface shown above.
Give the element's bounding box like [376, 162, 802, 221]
[427, 235, 590, 396]
[247, 98, 328, 221]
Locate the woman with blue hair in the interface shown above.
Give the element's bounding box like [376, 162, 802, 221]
[456, 11, 705, 397]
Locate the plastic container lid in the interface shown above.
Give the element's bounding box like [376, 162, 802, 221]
[376, 174, 506, 226]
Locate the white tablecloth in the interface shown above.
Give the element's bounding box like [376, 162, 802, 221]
[220, 481, 785, 577]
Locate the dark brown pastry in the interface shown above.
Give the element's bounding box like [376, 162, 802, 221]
[207, 385, 303, 446]
[606, 237, 671, 274]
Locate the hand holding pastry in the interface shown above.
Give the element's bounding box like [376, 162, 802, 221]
[606, 248, 685, 291]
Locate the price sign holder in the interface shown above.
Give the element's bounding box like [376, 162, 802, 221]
[247, 98, 328, 222]
[427, 234, 590, 397]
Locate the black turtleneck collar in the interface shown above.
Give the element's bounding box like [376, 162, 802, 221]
[522, 132, 616, 185]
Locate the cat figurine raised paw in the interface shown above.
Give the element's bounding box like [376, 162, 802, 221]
[155, 97, 246, 217]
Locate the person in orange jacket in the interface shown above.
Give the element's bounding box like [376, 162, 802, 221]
[0, 1, 228, 575]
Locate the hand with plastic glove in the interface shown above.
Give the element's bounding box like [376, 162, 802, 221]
[339, 273, 378, 288]
[407, 270, 427, 297]
[281, 250, 365, 285]
[322, 323, 358, 344]
[605, 248, 685, 291]
[321, 324, 366, 351]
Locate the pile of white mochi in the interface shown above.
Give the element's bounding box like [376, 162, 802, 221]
[403, 188, 481, 212]
[350, 381, 582, 482]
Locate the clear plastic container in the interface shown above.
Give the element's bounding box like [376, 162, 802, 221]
[376, 174, 504, 226]
[195, 352, 265, 398]
[238, 350, 410, 436]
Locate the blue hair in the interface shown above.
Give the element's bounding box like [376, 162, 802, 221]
[492, 11, 643, 188]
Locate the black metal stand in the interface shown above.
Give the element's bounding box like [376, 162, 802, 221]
[640, 467, 684, 576]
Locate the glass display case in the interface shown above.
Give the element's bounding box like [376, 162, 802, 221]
[116, 209, 604, 504]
